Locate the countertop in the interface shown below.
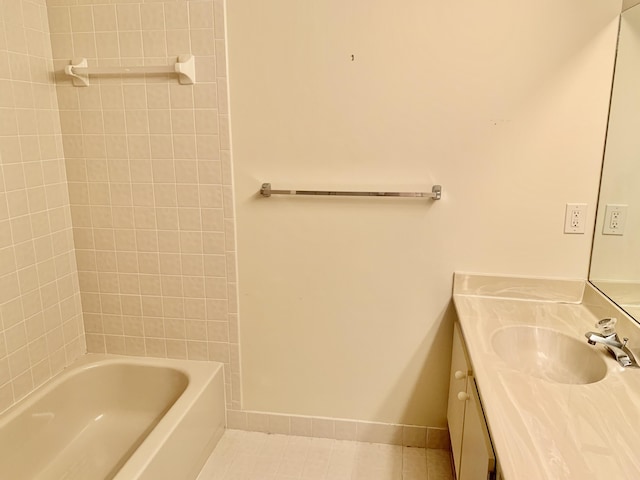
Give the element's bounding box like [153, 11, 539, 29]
[452, 273, 640, 480]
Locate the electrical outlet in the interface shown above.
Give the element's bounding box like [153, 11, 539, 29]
[564, 203, 587, 234]
[603, 204, 627, 235]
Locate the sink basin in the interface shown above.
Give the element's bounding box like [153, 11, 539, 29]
[491, 326, 608, 385]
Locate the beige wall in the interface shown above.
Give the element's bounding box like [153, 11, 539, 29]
[46, 0, 241, 409]
[228, 0, 621, 426]
[591, 5, 640, 282]
[0, 0, 85, 413]
[623, 0, 640, 11]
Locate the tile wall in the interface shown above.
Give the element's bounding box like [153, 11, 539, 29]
[0, 0, 86, 413]
[46, 0, 241, 409]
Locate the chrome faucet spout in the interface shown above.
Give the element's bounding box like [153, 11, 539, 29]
[585, 331, 638, 368]
[584, 332, 624, 350]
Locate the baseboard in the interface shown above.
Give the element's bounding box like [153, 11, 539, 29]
[225, 409, 450, 450]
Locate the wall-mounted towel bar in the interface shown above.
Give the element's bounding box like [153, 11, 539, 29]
[260, 183, 442, 200]
[64, 54, 196, 87]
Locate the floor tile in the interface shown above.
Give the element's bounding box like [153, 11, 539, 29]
[427, 449, 454, 480]
[196, 429, 453, 480]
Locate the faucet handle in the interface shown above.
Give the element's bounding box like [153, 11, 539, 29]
[596, 317, 617, 335]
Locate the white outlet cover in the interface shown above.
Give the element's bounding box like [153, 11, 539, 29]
[564, 203, 587, 234]
[602, 204, 628, 235]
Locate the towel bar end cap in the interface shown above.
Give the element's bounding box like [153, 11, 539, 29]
[261, 183, 272, 197]
[66, 58, 89, 87]
[175, 54, 196, 85]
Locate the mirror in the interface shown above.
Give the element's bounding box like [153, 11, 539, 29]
[590, 3, 640, 321]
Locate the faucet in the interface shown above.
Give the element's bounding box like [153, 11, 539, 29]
[585, 321, 639, 368]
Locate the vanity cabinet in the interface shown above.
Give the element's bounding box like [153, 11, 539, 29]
[447, 322, 496, 480]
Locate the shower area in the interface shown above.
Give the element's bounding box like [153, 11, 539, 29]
[0, 0, 240, 414]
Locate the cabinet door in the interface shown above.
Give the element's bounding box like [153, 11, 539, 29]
[459, 378, 495, 480]
[447, 322, 470, 478]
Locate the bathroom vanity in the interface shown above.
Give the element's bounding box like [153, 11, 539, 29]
[449, 273, 640, 480]
[447, 321, 496, 480]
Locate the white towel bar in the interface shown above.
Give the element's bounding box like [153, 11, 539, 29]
[64, 54, 196, 87]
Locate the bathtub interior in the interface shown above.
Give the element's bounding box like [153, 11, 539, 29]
[0, 363, 189, 480]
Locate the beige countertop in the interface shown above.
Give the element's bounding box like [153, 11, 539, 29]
[453, 273, 640, 480]
[590, 280, 640, 319]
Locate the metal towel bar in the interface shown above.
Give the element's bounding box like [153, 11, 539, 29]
[260, 183, 442, 200]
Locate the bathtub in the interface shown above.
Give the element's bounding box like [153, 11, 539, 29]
[0, 354, 226, 480]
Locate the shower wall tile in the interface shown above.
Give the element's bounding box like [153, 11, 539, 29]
[47, 0, 240, 407]
[0, 0, 86, 414]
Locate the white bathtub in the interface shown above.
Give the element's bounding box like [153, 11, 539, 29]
[0, 354, 226, 480]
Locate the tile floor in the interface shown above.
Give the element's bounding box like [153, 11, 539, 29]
[197, 429, 453, 480]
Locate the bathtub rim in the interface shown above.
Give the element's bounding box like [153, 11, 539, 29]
[0, 353, 223, 421]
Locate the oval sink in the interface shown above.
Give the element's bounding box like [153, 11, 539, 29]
[491, 326, 607, 385]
